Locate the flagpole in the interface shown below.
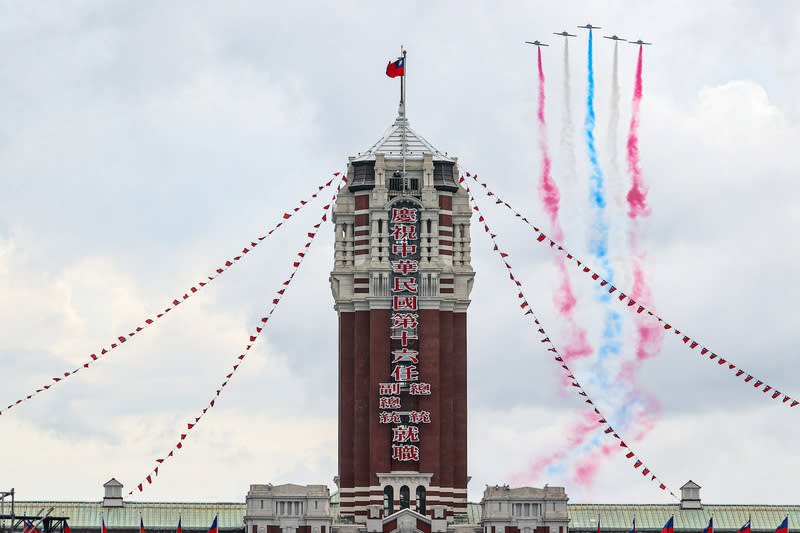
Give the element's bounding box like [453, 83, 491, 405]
[400, 46, 408, 192]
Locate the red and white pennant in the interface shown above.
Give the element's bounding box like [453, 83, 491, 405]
[463, 173, 798, 410]
[0, 173, 343, 417]
[127, 177, 346, 495]
[465, 182, 677, 499]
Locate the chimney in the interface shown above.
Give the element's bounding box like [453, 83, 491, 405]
[679, 480, 702, 509]
[102, 478, 124, 508]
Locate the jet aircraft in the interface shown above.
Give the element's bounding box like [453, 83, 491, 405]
[604, 35, 627, 41]
[553, 31, 576, 37]
[524, 40, 549, 47]
[578, 23, 601, 30]
[629, 39, 652, 45]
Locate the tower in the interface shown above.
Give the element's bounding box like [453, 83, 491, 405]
[330, 103, 474, 524]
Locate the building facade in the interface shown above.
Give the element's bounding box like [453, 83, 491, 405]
[329, 105, 475, 523]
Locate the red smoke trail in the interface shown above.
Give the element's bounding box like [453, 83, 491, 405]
[536, 47, 592, 365]
[510, 410, 598, 486]
[537, 47, 561, 232]
[626, 46, 650, 218]
[625, 46, 663, 364]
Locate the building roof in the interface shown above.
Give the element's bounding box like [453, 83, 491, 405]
[567, 504, 800, 531]
[9, 501, 800, 531]
[353, 114, 453, 163]
[8, 502, 246, 530]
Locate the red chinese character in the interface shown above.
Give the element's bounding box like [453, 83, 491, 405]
[409, 383, 432, 395]
[379, 396, 402, 409]
[392, 242, 417, 258]
[390, 329, 418, 347]
[392, 425, 421, 443]
[408, 410, 431, 424]
[391, 365, 419, 382]
[391, 444, 420, 461]
[391, 208, 418, 223]
[393, 296, 418, 311]
[391, 260, 419, 275]
[379, 382, 402, 396]
[391, 348, 419, 363]
[392, 276, 418, 293]
[391, 313, 419, 329]
[379, 411, 403, 424]
[392, 224, 418, 241]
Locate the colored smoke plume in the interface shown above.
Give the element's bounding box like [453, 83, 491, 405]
[626, 45, 650, 218]
[537, 47, 561, 231]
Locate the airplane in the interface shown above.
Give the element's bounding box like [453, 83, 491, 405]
[578, 23, 601, 30]
[629, 39, 652, 45]
[604, 35, 627, 41]
[524, 40, 549, 47]
[553, 31, 577, 37]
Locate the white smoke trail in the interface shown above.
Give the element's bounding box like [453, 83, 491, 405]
[559, 38, 579, 238]
[607, 41, 631, 294]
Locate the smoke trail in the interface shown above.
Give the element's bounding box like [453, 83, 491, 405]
[558, 38, 579, 235]
[537, 47, 561, 231]
[554, 29, 626, 487]
[627, 46, 650, 218]
[626, 46, 664, 368]
[535, 46, 592, 363]
[607, 41, 625, 209]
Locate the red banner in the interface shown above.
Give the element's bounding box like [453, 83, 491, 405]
[0, 174, 343, 417]
[463, 173, 797, 410]
[127, 178, 345, 496]
[465, 181, 677, 499]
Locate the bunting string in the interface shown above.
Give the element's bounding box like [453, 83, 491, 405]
[465, 181, 677, 498]
[127, 177, 346, 495]
[464, 172, 798, 408]
[0, 174, 342, 417]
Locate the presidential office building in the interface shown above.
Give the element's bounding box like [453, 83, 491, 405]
[3, 106, 799, 533]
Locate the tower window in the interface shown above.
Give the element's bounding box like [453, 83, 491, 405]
[415, 486, 426, 515]
[384, 486, 395, 515]
[399, 485, 410, 510]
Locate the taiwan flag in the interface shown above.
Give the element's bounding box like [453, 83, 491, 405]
[65, 521, 73, 533]
[661, 517, 674, 533]
[630, 517, 636, 533]
[176, 518, 182, 533]
[208, 516, 218, 533]
[140, 517, 146, 533]
[386, 57, 405, 78]
[738, 520, 752, 533]
[102, 517, 108, 533]
[775, 518, 789, 533]
[704, 517, 713, 533]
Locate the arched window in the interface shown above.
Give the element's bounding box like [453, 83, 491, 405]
[399, 485, 410, 510]
[415, 486, 426, 515]
[383, 486, 394, 516]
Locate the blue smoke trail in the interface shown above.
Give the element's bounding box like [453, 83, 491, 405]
[584, 29, 623, 430]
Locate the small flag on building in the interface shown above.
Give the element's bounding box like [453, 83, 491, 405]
[630, 517, 636, 533]
[208, 516, 218, 533]
[176, 518, 182, 533]
[775, 517, 789, 533]
[140, 517, 146, 533]
[704, 517, 713, 533]
[738, 520, 752, 533]
[661, 517, 674, 533]
[65, 521, 73, 533]
[102, 517, 108, 533]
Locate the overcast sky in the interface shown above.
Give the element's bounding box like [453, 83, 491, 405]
[1, 1, 799, 506]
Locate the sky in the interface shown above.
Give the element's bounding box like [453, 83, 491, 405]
[1, 0, 800, 506]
